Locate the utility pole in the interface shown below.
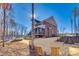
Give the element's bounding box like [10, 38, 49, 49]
[29, 3, 35, 55]
[31, 3, 35, 49]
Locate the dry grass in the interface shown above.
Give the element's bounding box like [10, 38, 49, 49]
[69, 47, 79, 56]
[0, 39, 30, 56]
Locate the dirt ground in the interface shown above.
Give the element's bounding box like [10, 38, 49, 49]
[0, 40, 30, 56]
[0, 37, 79, 56]
[34, 37, 79, 56]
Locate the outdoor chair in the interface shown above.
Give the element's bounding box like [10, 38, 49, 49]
[34, 47, 45, 56]
[50, 47, 60, 56]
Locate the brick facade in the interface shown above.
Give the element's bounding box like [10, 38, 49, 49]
[34, 16, 58, 38]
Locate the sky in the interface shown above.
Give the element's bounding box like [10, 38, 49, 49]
[12, 3, 78, 33]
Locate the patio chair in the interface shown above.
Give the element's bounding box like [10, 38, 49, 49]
[51, 47, 60, 56]
[34, 47, 45, 56]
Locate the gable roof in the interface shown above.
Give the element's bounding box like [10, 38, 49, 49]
[43, 16, 57, 26]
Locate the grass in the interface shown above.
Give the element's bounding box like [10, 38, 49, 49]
[56, 36, 64, 42]
[23, 37, 32, 40]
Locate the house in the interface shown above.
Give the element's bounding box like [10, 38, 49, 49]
[34, 16, 58, 38]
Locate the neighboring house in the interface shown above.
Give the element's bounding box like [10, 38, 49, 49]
[34, 16, 58, 38]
